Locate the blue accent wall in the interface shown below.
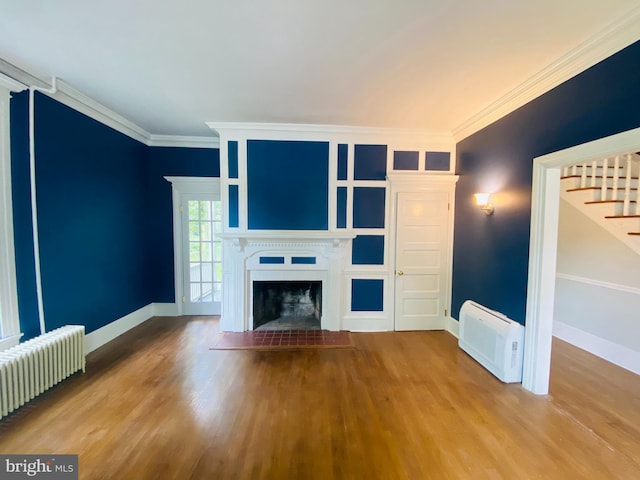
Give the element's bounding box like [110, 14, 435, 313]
[337, 187, 347, 228]
[10, 92, 220, 339]
[228, 185, 239, 228]
[146, 147, 220, 302]
[259, 256, 285, 264]
[337, 143, 348, 180]
[393, 151, 419, 171]
[351, 279, 384, 311]
[425, 152, 450, 171]
[246, 140, 329, 230]
[352, 235, 385, 265]
[228, 141, 238, 179]
[354, 144, 387, 180]
[11, 92, 149, 338]
[353, 187, 386, 228]
[452, 40, 640, 324]
[292, 257, 316, 265]
[9, 93, 39, 340]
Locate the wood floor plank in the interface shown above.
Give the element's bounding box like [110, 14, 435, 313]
[0, 316, 639, 479]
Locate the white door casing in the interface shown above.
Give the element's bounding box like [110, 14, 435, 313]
[525, 126, 640, 394]
[164, 177, 221, 316]
[388, 173, 458, 332]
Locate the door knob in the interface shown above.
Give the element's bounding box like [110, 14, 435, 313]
[397, 270, 404, 276]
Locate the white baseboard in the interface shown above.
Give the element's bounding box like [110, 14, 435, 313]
[153, 302, 180, 317]
[85, 303, 178, 354]
[553, 320, 640, 376]
[446, 316, 459, 338]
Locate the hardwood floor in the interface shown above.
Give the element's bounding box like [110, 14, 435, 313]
[1, 316, 639, 479]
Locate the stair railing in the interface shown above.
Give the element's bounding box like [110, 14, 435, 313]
[562, 152, 639, 216]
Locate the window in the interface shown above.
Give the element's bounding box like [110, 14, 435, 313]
[187, 199, 222, 304]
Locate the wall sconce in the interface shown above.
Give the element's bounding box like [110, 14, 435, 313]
[474, 193, 494, 215]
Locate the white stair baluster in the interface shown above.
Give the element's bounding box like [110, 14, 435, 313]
[600, 157, 609, 201]
[623, 154, 632, 216]
[612, 155, 620, 201]
[591, 160, 597, 188]
[563, 166, 569, 177]
[571, 164, 577, 176]
[581, 163, 587, 188]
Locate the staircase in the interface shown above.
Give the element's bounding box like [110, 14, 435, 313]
[560, 152, 640, 255]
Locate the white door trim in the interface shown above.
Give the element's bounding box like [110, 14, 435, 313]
[164, 176, 221, 315]
[524, 126, 640, 394]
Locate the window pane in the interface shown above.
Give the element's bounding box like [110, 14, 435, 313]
[189, 221, 200, 241]
[214, 242, 222, 261]
[213, 221, 222, 234]
[201, 242, 212, 262]
[190, 262, 201, 282]
[189, 242, 200, 262]
[213, 201, 222, 220]
[201, 263, 213, 282]
[200, 222, 212, 241]
[188, 200, 200, 221]
[215, 262, 222, 282]
[190, 283, 201, 302]
[213, 282, 222, 302]
[200, 201, 211, 221]
[201, 283, 213, 301]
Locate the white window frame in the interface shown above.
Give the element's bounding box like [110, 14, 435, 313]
[164, 176, 221, 315]
[0, 75, 27, 350]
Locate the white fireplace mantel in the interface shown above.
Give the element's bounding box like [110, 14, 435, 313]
[219, 230, 356, 245]
[220, 231, 356, 332]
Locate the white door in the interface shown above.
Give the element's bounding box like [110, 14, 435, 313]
[394, 191, 449, 330]
[182, 196, 222, 315]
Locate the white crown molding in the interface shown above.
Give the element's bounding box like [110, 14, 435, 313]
[0, 72, 27, 92]
[149, 134, 219, 149]
[453, 6, 640, 142]
[53, 79, 151, 145]
[207, 122, 453, 146]
[0, 59, 220, 149]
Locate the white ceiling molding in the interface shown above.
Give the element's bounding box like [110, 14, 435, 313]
[0, 60, 219, 149]
[0, 72, 27, 92]
[148, 134, 219, 149]
[453, 5, 640, 142]
[207, 122, 454, 149]
[53, 79, 150, 145]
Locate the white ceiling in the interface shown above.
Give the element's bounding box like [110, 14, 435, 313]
[0, 0, 639, 138]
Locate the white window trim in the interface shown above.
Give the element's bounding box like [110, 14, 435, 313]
[164, 176, 221, 315]
[0, 75, 27, 350]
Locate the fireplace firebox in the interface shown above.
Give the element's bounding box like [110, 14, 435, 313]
[252, 281, 322, 330]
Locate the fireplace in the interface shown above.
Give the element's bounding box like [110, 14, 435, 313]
[219, 232, 355, 332]
[252, 281, 322, 330]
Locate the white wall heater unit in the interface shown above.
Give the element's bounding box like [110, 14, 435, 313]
[458, 300, 524, 383]
[0, 325, 85, 420]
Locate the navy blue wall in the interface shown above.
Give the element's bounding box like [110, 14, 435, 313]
[452, 40, 640, 323]
[10, 92, 219, 339]
[145, 147, 219, 302]
[11, 92, 149, 338]
[246, 140, 329, 230]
